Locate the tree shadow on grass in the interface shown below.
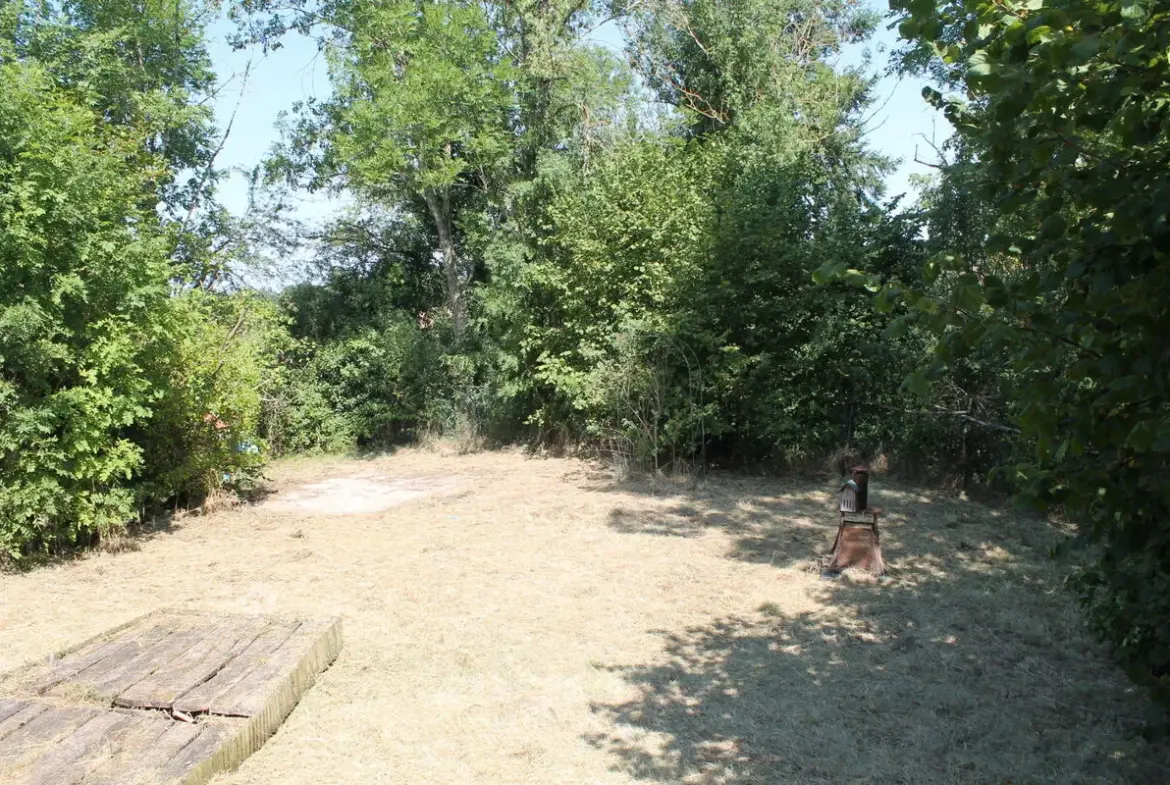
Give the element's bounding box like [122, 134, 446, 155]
[601, 474, 841, 570]
[599, 472, 1063, 575]
[609, 505, 708, 538]
[0, 509, 187, 573]
[588, 473, 1170, 784]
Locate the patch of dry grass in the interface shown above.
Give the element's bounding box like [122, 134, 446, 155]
[0, 449, 1165, 784]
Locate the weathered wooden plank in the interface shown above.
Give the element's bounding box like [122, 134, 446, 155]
[0, 697, 32, 726]
[0, 615, 136, 693]
[69, 619, 219, 702]
[86, 721, 206, 785]
[15, 711, 138, 785]
[171, 617, 342, 785]
[76, 714, 176, 785]
[0, 704, 99, 759]
[208, 618, 341, 718]
[63, 619, 203, 690]
[26, 624, 172, 696]
[0, 613, 170, 697]
[0, 700, 49, 744]
[170, 621, 300, 716]
[0, 704, 99, 778]
[0, 611, 342, 785]
[0, 701, 54, 744]
[114, 617, 268, 711]
[154, 723, 233, 785]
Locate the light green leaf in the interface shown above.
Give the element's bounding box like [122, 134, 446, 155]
[967, 50, 996, 78]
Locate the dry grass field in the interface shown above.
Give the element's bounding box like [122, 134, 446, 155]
[1, 448, 1167, 784]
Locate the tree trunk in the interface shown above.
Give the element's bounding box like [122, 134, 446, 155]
[423, 186, 463, 340]
[960, 395, 972, 492]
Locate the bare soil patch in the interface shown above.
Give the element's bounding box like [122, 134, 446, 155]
[1, 449, 1166, 784]
[263, 474, 460, 515]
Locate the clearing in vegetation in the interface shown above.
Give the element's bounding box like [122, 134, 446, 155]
[6, 0, 1168, 717]
[1, 450, 1166, 785]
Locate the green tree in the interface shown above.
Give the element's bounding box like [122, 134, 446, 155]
[507, 139, 715, 449]
[875, 0, 1170, 704]
[0, 48, 174, 555]
[244, 0, 634, 444]
[0, 0, 234, 556]
[267, 1, 515, 340]
[240, 0, 935, 476]
[11, 0, 219, 215]
[620, 0, 876, 148]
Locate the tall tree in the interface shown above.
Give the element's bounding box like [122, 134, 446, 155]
[12, 0, 219, 215]
[260, 0, 620, 341]
[620, 0, 875, 147]
[328, 1, 514, 340]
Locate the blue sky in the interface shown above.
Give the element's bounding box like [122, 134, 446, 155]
[204, 18, 338, 217]
[838, 16, 951, 197]
[204, 3, 949, 222]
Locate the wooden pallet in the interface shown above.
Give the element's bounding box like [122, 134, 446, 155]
[0, 609, 342, 785]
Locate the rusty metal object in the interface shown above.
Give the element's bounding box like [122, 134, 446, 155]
[838, 466, 870, 513]
[826, 465, 885, 578]
[824, 522, 885, 575]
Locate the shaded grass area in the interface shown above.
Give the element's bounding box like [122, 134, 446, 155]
[589, 472, 1164, 784]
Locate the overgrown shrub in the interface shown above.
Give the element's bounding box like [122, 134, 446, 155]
[493, 139, 715, 457]
[582, 322, 710, 473]
[886, 0, 1170, 707]
[260, 316, 450, 454]
[134, 291, 288, 505]
[260, 355, 359, 456]
[0, 57, 176, 556]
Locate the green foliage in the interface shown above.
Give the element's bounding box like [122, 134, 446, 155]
[266, 0, 521, 339]
[11, 0, 219, 214]
[0, 51, 173, 555]
[134, 292, 287, 503]
[445, 0, 906, 472]
[281, 208, 443, 342]
[488, 128, 929, 471]
[509, 140, 713, 442]
[312, 320, 449, 444]
[0, 0, 263, 557]
[261, 364, 359, 456]
[621, 0, 878, 174]
[260, 317, 450, 454]
[886, 0, 1170, 705]
[330, 1, 515, 196]
[584, 321, 712, 473]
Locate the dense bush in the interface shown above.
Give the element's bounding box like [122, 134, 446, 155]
[497, 140, 714, 455]
[883, 0, 1170, 706]
[259, 352, 359, 456]
[260, 316, 450, 454]
[0, 0, 278, 556]
[488, 139, 950, 475]
[134, 292, 288, 504]
[0, 57, 178, 555]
